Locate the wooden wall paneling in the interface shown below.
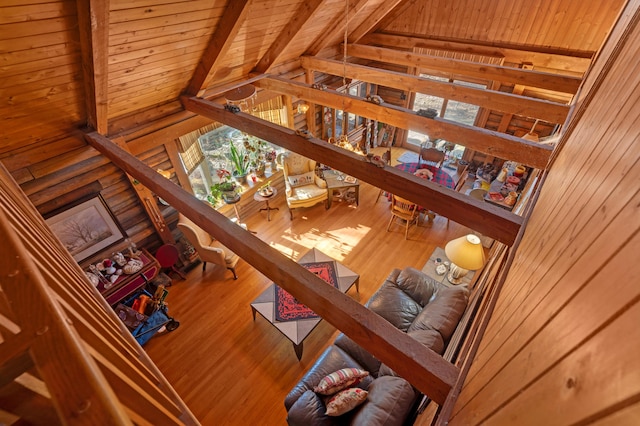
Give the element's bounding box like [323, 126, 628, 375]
[480, 38, 640, 342]
[0, 134, 86, 171]
[450, 7, 640, 423]
[453, 212, 640, 422]
[464, 87, 640, 388]
[253, 0, 325, 73]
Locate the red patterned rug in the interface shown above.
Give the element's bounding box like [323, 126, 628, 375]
[275, 261, 339, 322]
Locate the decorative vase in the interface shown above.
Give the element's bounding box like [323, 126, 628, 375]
[255, 162, 266, 177]
[270, 161, 278, 171]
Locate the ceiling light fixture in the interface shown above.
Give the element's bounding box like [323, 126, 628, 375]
[224, 84, 257, 112]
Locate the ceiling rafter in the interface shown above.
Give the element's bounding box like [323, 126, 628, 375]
[347, 0, 406, 43]
[361, 33, 594, 70]
[180, 95, 523, 245]
[184, 0, 252, 96]
[253, 0, 326, 74]
[76, 0, 109, 134]
[252, 76, 552, 170]
[85, 130, 460, 404]
[306, 0, 371, 56]
[346, 43, 583, 93]
[300, 56, 570, 123]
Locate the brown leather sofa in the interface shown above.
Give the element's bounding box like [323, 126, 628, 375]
[284, 267, 469, 425]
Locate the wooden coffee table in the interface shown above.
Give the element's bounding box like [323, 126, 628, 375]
[250, 248, 359, 360]
[323, 169, 360, 208]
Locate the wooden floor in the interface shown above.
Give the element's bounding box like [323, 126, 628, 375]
[145, 153, 473, 425]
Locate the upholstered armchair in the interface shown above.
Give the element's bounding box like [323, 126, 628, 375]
[281, 152, 328, 219]
[177, 214, 239, 279]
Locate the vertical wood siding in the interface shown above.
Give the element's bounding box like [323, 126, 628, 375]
[450, 6, 640, 424]
[384, 0, 625, 55]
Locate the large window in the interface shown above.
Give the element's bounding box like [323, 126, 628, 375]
[408, 75, 486, 160]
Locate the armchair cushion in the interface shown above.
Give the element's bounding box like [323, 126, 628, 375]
[288, 171, 316, 187]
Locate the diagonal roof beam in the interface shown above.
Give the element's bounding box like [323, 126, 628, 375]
[185, 0, 252, 96]
[301, 56, 570, 123]
[346, 44, 582, 94]
[85, 130, 461, 404]
[306, 0, 370, 56]
[253, 0, 326, 74]
[76, 0, 109, 134]
[347, 0, 406, 43]
[181, 95, 523, 245]
[253, 76, 552, 169]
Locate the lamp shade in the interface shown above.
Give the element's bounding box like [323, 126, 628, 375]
[444, 234, 486, 271]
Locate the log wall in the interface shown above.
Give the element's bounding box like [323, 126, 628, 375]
[450, 3, 640, 423]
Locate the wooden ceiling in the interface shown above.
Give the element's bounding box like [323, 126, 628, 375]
[0, 0, 626, 157]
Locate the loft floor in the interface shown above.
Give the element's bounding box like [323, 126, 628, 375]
[145, 149, 474, 425]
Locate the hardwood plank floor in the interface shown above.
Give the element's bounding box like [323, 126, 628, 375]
[145, 154, 473, 425]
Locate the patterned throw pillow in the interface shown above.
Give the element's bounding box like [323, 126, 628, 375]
[325, 387, 368, 416]
[313, 368, 369, 395]
[288, 171, 315, 188]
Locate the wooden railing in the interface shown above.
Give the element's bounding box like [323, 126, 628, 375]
[0, 162, 199, 425]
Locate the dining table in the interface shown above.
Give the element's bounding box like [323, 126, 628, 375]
[387, 163, 456, 219]
[394, 162, 456, 189]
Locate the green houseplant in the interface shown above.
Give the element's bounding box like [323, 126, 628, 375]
[228, 140, 250, 181]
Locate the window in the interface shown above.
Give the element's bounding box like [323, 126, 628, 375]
[407, 75, 486, 160]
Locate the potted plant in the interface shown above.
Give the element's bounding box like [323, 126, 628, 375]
[209, 169, 239, 204]
[228, 140, 250, 182]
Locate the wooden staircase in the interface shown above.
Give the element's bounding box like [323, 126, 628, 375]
[0, 162, 199, 425]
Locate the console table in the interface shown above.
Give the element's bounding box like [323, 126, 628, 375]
[421, 247, 475, 287]
[97, 249, 160, 306]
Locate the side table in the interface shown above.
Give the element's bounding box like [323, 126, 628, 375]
[253, 188, 279, 221]
[323, 169, 359, 208]
[421, 247, 475, 287]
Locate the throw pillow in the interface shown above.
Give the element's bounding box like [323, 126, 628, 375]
[288, 171, 315, 188]
[313, 368, 369, 395]
[325, 387, 368, 416]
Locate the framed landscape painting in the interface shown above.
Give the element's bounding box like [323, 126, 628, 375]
[46, 194, 125, 262]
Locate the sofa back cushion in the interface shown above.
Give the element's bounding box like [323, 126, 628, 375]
[395, 267, 441, 306]
[365, 283, 422, 332]
[407, 285, 469, 343]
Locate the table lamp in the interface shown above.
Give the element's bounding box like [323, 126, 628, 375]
[444, 234, 486, 284]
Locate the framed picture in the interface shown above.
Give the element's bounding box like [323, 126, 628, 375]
[45, 194, 125, 262]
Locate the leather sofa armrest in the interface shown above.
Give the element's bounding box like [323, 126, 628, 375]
[284, 345, 372, 411]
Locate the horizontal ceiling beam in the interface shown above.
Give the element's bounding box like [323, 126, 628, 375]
[84, 130, 460, 404]
[361, 33, 593, 71]
[346, 43, 582, 94]
[181, 95, 523, 245]
[253, 76, 552, 170]
[301, 56, 570, 123]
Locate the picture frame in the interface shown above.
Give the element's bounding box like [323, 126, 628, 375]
[45, 194, 125, 262]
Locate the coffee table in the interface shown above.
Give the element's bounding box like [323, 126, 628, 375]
[250, 248, 359, 360]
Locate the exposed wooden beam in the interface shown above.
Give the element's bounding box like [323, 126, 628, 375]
[181, 95, 523, 245]
[76, 0, 109, 134]
[347, 0, 406, 43]
[185, 0, 252, 96]
[84, 131, 461, 405]
[300, 56, 570, 123]
[253, 0, 325, 74]
[361, 33, 593, 71]
[346, 43, 582, 94]
[252, 76, 552, 170]
[306, 0, 370, 56]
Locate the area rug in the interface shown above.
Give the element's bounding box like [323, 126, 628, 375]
[396, 151, 420, 163]
[275, 261, 339, 322]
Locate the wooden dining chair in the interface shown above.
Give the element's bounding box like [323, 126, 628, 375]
[387, 195, 419, 239]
